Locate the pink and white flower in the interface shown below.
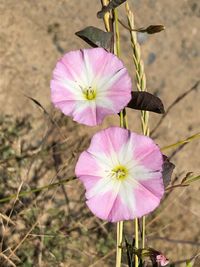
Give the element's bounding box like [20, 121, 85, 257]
[75, 127, 164, 222]
[51, 48, 132, 126]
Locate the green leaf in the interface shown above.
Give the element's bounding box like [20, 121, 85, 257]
[75, 26, 113, 50]
[97, 0, 126, 18]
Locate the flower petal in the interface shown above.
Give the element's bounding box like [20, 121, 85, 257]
[61, 50, 88, 84]
[88, 127, 130, 156]
[72, 101, 97, 126]
[82, 48, 124, 81]
[131, 186, 161, 218]
[108, 183, 136, 221]
[86, 185, 120, 221]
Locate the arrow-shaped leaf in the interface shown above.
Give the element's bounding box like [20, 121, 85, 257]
[97, 0, 126, 18]
[127, 91, 165, 114]
[75, 26, 113, 50]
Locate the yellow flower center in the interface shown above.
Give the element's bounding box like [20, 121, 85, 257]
[83, 86, 96, 100]
[111, 165, 128, 180]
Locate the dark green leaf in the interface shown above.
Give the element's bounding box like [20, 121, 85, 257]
[127, 91, 165, 114]
[75, 26, 113, 50]
[162, 155, 175, 187]
[97, 0, 126, 18]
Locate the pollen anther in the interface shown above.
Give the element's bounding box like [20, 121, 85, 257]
[84, 86, 96, 100]
[111, 165, 128, 180]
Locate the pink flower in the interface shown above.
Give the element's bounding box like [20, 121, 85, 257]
[75, 127, 164, 222]
[51, 48, 132, 126]
[156, 254, 169, 266]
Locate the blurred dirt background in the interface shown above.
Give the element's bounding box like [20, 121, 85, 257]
[0, 0, 200, 266]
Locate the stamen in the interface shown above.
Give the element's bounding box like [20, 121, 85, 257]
[86, 87, 96, 100]
[111, 165, 128, 180]
[80, 85, 96, 100]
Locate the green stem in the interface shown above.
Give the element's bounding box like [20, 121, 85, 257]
[134, 218, 139, 266]
[161, 132, 200, 151]
[113, 8, 127, 267]
[117, 110, 128, 267]
[100, 3, 124, 266]
[114, 8, 120, 56]
[0, 177, 76, 203]
[116, 221, 123, 267]
[142, 216, 145, 248]
[114, 8, 128, 267]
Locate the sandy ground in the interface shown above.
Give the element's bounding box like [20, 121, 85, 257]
[0, 0, 200, 266]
